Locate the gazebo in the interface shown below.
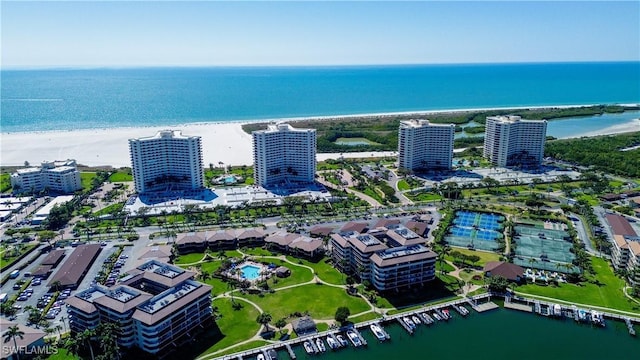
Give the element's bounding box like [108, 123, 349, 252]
[292, 316, 317, 336]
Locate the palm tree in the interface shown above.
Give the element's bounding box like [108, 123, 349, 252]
[3, 325, 25, 360]
[256, 312, 273, 333]
[98, 322, 120, 360]
[51, 280, 62, 293]
[77, 328, 96, 360]
[54, 324, 63, 337]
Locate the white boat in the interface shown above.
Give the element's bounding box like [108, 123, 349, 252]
[420, 312, 434, 324]
[316, 338, 326, 352]
[412, 315, 422, 325]
[432, 312, 442, 321]
[257, 354, 265, 360]
[268, 349, 278, 360]
[347, 329, 362, 347]
[578, 309, 587, 322]
[442, 309, 451, 320]
[553, 304, 562, 317]
[336, 334, 349, 347]
[303, 341, 315, 354]
[370, 323, 386, 341]
[326, 336, 339, 350]
[403, 316, 415, 328]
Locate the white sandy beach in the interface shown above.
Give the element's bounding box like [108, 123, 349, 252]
[1, 108, 639, 168]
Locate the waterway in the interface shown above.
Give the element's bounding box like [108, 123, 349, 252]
[263, 308, 639, 360]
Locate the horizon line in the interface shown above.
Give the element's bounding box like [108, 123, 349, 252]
[2, 60, 639, 71]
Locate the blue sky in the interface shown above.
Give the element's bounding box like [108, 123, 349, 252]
[2, 1, 639, 67]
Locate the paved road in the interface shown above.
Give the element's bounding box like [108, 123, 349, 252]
[569, 212, 596, 255]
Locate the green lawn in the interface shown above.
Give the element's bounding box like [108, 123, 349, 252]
[93, 203, 124, 216]
[215, 340, 271, 357]
[241, 283, 370, 321]
[47, 349, 81, 360]
[197, 297, 261, 356]
[397, 179, 411, 191]
[108, 171, 133, 182]
[174, 252, 206, 264]
[80, 172, 97, 190]
[0, 173, 11, 192]
[446, 247, 501, 266]
[517, 257, 640, 314]
[349, 311, 380, 323]
[284, 256, 345, 285]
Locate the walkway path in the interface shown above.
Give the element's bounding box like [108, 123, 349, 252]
[316, 174, 383, 208]
[513, 290, 640, 317]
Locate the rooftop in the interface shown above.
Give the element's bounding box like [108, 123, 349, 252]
[400, 119, 456, 128]
[370, 245, 437, 267]
[487, 115, 547, 124]
[606, 214, 637, 237]
[48, 244, 101, 287]
[132, 129, 199, 141]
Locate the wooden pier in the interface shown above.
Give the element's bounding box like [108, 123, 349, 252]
[504, 302, 533, 312]
[625, 318, 636, 336]
[284, 344, 296, 359]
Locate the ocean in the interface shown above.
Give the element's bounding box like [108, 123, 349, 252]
[268, 309, 640, 360]
[1, 62, 639, 133]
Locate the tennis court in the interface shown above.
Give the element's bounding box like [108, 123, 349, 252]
[446, 210, 505, 251]
[512, 222, 579, 274]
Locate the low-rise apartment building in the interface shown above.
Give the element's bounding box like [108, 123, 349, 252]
[10, 159, 82, 194]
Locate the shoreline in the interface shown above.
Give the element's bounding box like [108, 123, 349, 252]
[1, 105, 639, 168]
[3, 103, 638, 136]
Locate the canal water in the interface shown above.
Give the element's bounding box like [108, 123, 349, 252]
[269, 308, 639, 360]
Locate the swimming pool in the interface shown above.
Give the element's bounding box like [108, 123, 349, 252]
[240, 264, 261, 281]
[224, 176, 236, 184]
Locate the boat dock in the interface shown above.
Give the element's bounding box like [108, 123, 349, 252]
[284, 344, 296, 359]
[504, 302, 533, 313]
[625, 318, 636, 336]
[397, 317, 414, 334]
[352, 328, 368, 346]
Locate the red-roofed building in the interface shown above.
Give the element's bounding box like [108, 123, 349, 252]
[484, 261, 524, 282]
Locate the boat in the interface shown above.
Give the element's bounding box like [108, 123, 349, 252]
[326, 336, 339, 350]
[303, 341, 315, 354]
[257, 354, 265, 360]
[421, 312, 434, 325]
[316, 338, 326, 352]
[403, 316, 415, 328]
[432, 312, 442, 321]
[442, 309, 451, 320]
[591, 311, 605, 327]
[455, 305, 469, 316]
[336, 334, 349, 347]
[578, 309, 588, 322]
[268, 349, 278, 360]
[370, 323, 387, 341]
[412, 315, 422, 325]
[553, 304, 562, 317]
[347, 329, 362, 347]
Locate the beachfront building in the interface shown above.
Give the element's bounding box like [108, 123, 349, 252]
[10, 159, 81, 194]
[66, 260, 213, 356]
[483, 115, 547, 167]
[252, 122, 316, 187]
[398, 119, 455, 172]
[330, 225, 437, 291]
[129, 130, 204, 193]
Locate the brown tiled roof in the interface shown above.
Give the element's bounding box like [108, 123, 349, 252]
[309, 225, 335, 236]
[629, 241, 640, 256]
[138, 245, 173, 260]
[406, 220, 429, 236]
[373, 218, 401, 229]
[237, 228, 265, 240]
[64, 296, 97, 314]
[348, 235, 388, 253]
[122, 268, 196, 289]
[176, 233, 206, 245]
[330, 233, 350, 248]
[32, 265, 53, 277]
[41, 249, 66, 266]
[340, 221, 368, 234]
[290, 237, 324, 253]
[48, 244, 101, 287]
[483, 261, 524, 281]
[370, 247, 437, 267]
[613, 234, 629, 249]
[606, 214, 637, 236]
[0, 322, 46, 358]
[132, 283, 211, 325]
[385, 230, 425, 247]
[208, 229, 237, 242]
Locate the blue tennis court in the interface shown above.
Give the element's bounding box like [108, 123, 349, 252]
[445, 210, 505, 251]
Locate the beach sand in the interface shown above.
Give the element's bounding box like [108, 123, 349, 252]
[1, 111, 639, 168]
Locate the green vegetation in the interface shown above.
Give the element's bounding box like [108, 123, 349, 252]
[80, 172, 97, 191]
[108, 169, 133, 182]
[462, 125, 486, 134]
[517, 257, 640, 314]
[199, 298, 261, 355]
[173, 252, 206, 264]
[0, 173, 11, 193]
[446, 248, 501, 266]
[334, 137, 381, 146]
[243, 284, 370, 321]
[242, 105, 637, 153]
[545, 132, 640, 177]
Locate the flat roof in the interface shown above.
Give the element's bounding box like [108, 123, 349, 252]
[48, 244, 101, 287]
[370, 245, 437, 267]
[34, 195, 74, 218]
[133, 280, 211, 325]
[122, 260, 195, 288]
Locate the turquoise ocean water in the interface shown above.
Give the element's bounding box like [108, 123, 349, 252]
[1, 62, 639, 133]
